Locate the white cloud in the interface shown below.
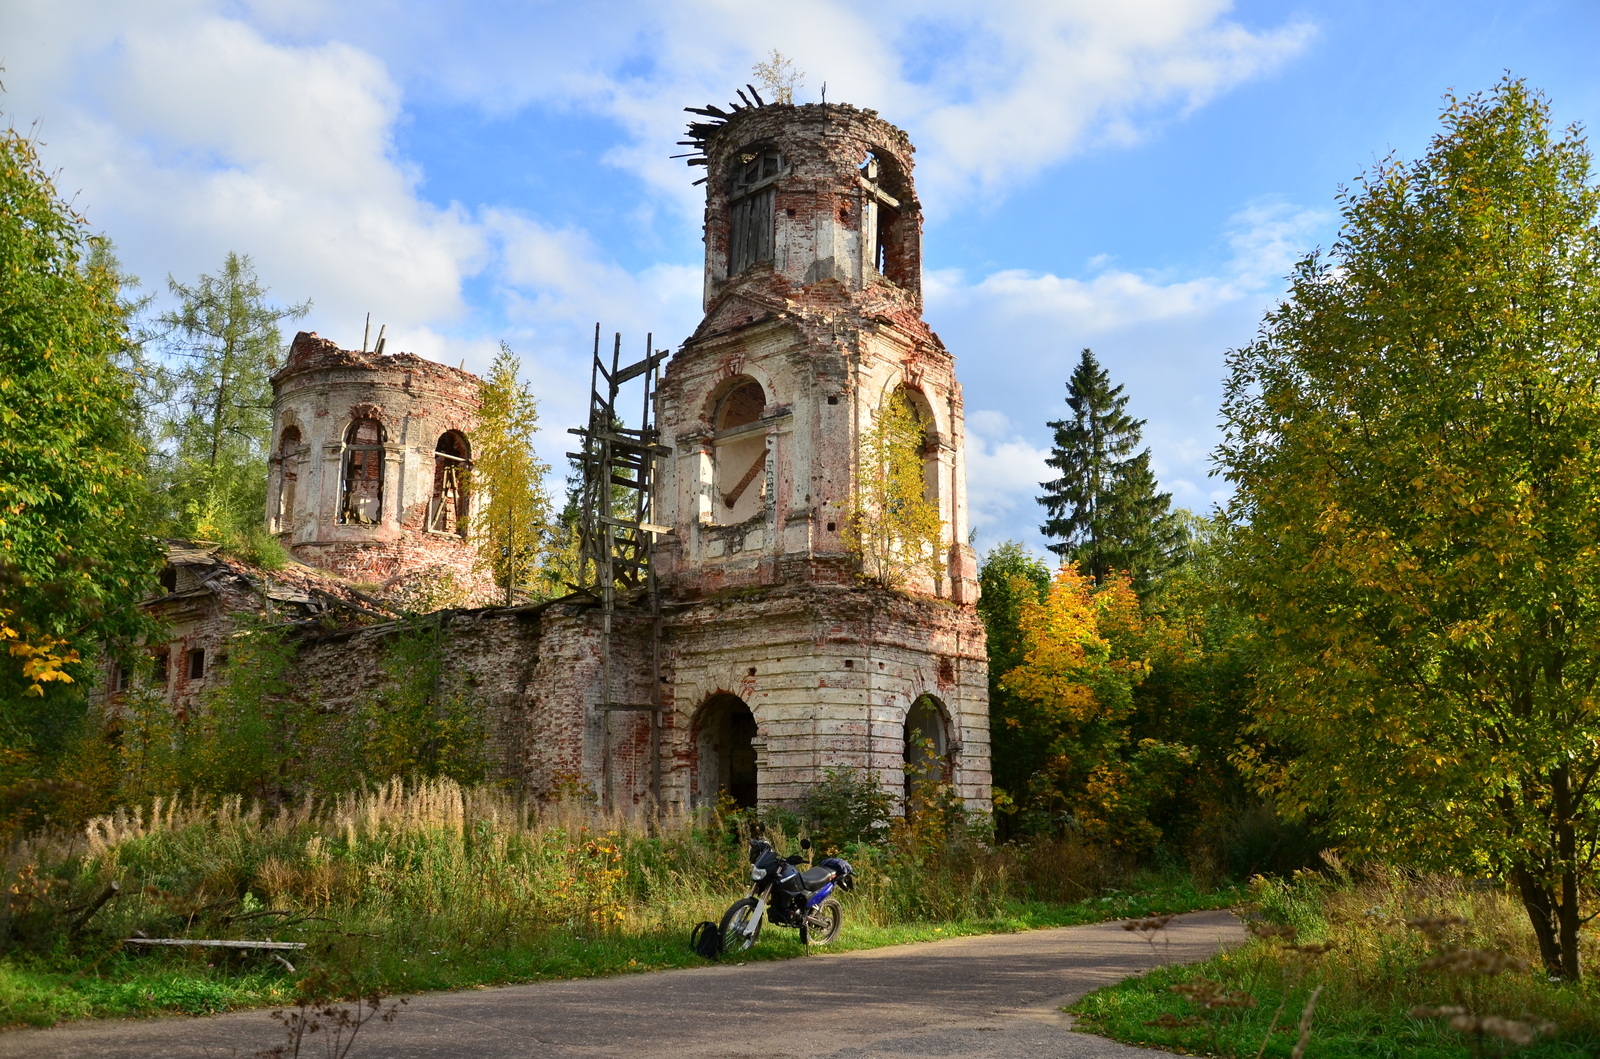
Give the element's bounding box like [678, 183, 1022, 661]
[932, 199, 1331, 549]
[964, 410, 1054, 542]
[219, 1, 1313, 215]
[5, 1, 484, 349]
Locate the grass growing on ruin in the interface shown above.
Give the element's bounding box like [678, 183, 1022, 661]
[1071, 865, 1600, 1059]
[0, 779, 1239, 1028]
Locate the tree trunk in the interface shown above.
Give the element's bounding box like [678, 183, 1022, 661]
[1559, 865, 1581, 982]
[1511, 864, 1567, 979]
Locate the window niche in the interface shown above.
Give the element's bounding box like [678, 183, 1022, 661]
[860, 152, 918, 293]
[903, 695, 951, 806]
[428, 431, 471, 536]
[340, 417, 386, 525]
[895, 384, 942, 511]
[712, 379, 768, 525]
[728, 147, 784, 276]
[273, 425, 302, 533]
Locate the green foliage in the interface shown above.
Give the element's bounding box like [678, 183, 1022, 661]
[0, 121, 162, 788]
[1039, 348, 1185, 593]
[475, 343, 553, 605]
[183, 615, 310, 800]
[1219, 77, 1600, 979]
[799, 767, 894, 851]
[221, 524, 288, 571]
[846, 388, 944, 588]
[148, 252, 308, 543]
[978, 542, 1052, 817]
[1073, 867, 1600, 1058]
[354, 618, 488, 785]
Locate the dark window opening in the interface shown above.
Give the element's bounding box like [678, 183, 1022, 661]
[694, 693, 758, 810]
[340, 418, 386, 525]
[844, 659, 854, 669]
[275, 425, 302, 533]
[429, 431, 471, 536]
[860, 152, 917, 292]
[728, 147, 784, 276]
[187, 648, 206, 680]
[827, 521, 836, 532]
[152, 651, 169, 689]
[112, 662, 129, 693]
[904, 696, 951, 807]
[827, 395, 839, 405]
[159, 566, 178, 593]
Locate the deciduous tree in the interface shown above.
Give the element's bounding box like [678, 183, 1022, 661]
[0, 121, 161, 781]
[1000, 562, 1190, 850]
[474, 343, 552, 605]
[1220, 78, 1600, 979]
[846, 389, 943, 589]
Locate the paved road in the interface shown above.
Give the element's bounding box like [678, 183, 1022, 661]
[0, 909, 1242, 1059]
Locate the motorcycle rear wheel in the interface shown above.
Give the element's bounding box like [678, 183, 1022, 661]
[720, 897, 761, 952]
[805, 898, 842, 945]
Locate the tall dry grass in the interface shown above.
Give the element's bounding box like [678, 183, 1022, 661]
[8, 778, 1129, 960]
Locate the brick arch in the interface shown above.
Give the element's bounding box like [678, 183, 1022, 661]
[699, 364, 781, 427]
[903, 693, 953, 806]
[690, 692, 759, 810]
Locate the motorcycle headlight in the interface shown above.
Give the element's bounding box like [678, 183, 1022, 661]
[750, 867, 768, 881]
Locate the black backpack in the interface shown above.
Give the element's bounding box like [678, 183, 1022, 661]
[690, 920, 723, 960]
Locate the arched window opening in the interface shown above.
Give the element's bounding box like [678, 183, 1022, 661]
[860, 152, 917, 291]
[428, 431, 471, 536]
[903, 695, 950, 809]
[693, 693, 758, 809]
[712, 379, 767, 525]
[274, 426, 302, 533]
[728, 147, 784, 275]
[895, 385, 940, 508]
[340, 418, 386, 525]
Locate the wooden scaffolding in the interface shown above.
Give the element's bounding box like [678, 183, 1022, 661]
[568, 325, 671, 810]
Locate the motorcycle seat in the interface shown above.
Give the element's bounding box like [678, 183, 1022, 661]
[800, 866, 837, 890]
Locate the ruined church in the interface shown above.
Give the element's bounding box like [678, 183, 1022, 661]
[128, 99, 991, 814]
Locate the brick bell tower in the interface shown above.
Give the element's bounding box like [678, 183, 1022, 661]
[648, 96, 990, 814]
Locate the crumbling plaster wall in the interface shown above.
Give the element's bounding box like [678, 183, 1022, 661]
[659, 587, 990, 812]
[284, 601, 660, 802]
[655, 102, 978, 604]
[269, 332, 490, 596]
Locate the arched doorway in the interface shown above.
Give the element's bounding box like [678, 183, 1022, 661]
[903, 695, 949, 807]
[694, 693, 758, 809]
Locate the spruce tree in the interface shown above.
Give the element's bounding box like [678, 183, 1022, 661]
[1037, 349, 1182, 590]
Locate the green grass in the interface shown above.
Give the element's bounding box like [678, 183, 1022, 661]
[1070, 869, 1600, 1059]
[1, 882, 1239, 1028]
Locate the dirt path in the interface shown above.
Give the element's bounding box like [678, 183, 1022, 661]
[0, 908, 1241, 1058]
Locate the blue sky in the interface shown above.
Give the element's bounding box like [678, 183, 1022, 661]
[7, 0, 1598, 554]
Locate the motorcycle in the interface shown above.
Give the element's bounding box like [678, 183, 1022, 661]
[719, 837, 853, 952]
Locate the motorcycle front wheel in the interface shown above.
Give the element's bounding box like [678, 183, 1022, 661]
[805, 898, 842, 945]
[720, 897, 761, 953]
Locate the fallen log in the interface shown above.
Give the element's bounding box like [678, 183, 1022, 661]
[70, 881, 121, 933]
[123, 938, 307, 951]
